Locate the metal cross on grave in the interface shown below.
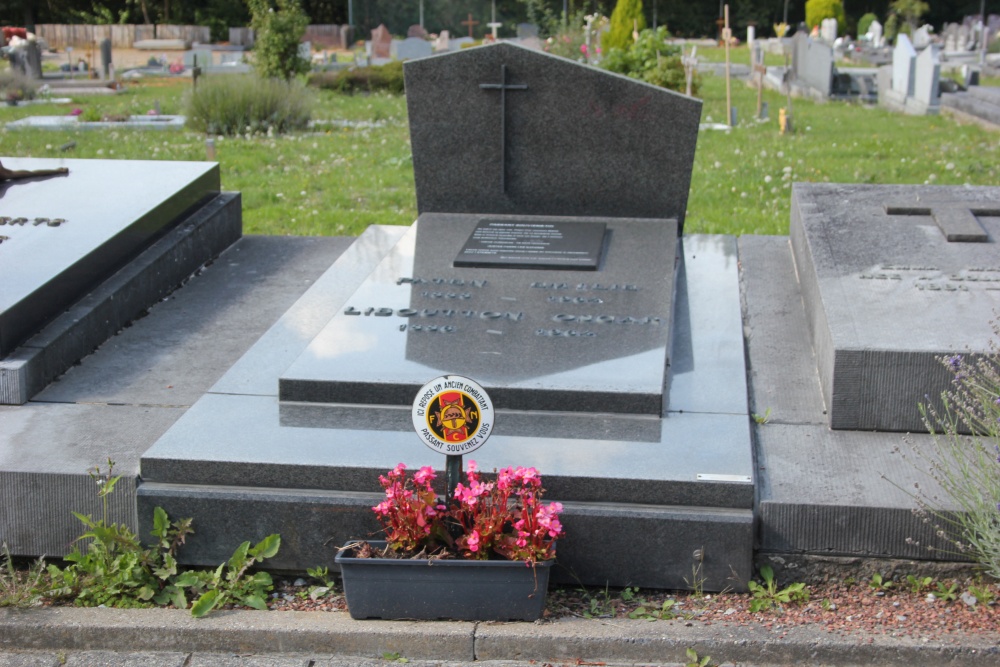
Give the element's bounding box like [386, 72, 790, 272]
[884, 200, 1000, 242]
[479, 63, 528, 194]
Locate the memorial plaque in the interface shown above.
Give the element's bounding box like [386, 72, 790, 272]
[0, 158, 220, 355]
[454, 219, 606, 270]
[790, 183, 1000, 432]
[279, 213, 678, 416]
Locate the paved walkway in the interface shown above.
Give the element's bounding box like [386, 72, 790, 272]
[2, 607, 998, 666]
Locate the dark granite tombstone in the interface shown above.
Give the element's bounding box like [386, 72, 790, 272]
[404, 42, 702, 229]
[790, 183, 1000, 432]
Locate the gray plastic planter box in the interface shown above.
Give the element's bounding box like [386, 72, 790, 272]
[336, 541, 553, 621]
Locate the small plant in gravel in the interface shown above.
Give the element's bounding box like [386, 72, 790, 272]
[300, 565, 336, 600]
[747, 565, 809, 612]
[685, 647, 714, 667]
[933, 581, 960, 603]
[0, 544, 46, 608]
[628, 597, 680, 620]
[869, 573, 894, 592]
[968, 582, 996, 605]
[906, 574, 934, 594]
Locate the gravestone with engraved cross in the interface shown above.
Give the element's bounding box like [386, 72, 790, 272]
[790, 182, 1000, 432]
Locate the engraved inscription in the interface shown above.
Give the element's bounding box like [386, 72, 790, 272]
[857, 265, 1000, 292]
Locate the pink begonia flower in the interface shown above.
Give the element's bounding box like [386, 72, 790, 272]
[413, 466, 435, 486]
[69, 108, 82, 116]
[580, 44, 588, 54]
[596, 46, 602, 54]
[468, 530, 481, 552]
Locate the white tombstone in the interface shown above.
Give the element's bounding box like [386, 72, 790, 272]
[434, 30, 451, 52]
[868, 20, 883, 48]
[912, 25, 931, 49]
[298, 41, 311, 61]
[747, 25, 755, 49]
[821, 18, 838, 43]
[892, 33, 917, 97]
[912, 44, 940, 110]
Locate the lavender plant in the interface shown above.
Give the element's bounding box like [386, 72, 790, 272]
[911, 321, 1000, 581]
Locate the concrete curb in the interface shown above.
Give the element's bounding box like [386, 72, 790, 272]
[1, 608, 998, 666]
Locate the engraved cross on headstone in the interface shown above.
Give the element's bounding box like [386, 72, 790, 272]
[479, 63, 528, 194]
[885, 200, 999, 242]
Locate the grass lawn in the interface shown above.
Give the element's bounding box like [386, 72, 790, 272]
[1, 51, 998, 238]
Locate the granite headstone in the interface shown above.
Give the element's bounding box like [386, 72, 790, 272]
[404, 42, 701, 228]
[396, 36, 433, 61]
[792, 32, 833, 96]
[790, 183, 1000, 432]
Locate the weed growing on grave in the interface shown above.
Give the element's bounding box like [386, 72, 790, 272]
[747, 565, 809, 612]
[752, 408, 772, 425]
[934, 581, 960, 603]
[968, 581, 996, 605]
[42, 459, 282, 616]
[0, 543, 46, 607]
[902, 321, 1000, 581]
[299, 565, 336, 600]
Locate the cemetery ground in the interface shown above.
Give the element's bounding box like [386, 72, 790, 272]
[2, 47, 1000, 661]
[0, 48, 997, 240]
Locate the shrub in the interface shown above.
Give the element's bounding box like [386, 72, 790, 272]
[605, 0, 646, 52]
[186, 75, 313, 136]
[308, 60, 405, 95]
[805, 0, 846, 34]
[600, 27, 697, 96]
[248, 0, 310, 81]
[858, 12, 878, 37]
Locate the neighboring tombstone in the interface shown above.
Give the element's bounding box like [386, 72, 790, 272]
[746, 25, 755, 48]
[820, 17, 837, 43]
[340, 24, 354, 49]
[516, 23, 539, 39]
[450, 36, 475, 50]
[407, 24, 428, 39]
[912, 24, 931, 49]
[403, 42, 701, 224]
[397, 36, 432, 61]
[434, 30, 451, 52]
[790, 182, 1000, 432]
[24, 41, 42, 79]
[867, 19, 883, 48]
[891, 33, 917, 97]
[961, 64, 980, 87]
[912, 43, 941, 113]
[792, 31, 834, 96]
[943, 23, 958, 52]
[371, 24, 392, 59]
[298, 41, 311, 62]
[100, 38, 113, 79]
[518, 36, 545, 51]
[183, 49, 213, 68]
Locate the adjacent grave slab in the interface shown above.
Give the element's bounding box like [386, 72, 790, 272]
[6, 115, 186, 131]
[279, 214, 678, 416]
[0, 235, 354, 558]
[739, 235, 955, 560]
[0, 158, 219, 357]
[404, 42, 701, 229]
[790, 183, 1000, 432]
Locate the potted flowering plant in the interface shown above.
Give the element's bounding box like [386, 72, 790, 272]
[335, 460, 564, 620]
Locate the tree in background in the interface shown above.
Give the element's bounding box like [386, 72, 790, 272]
[885, 0, 929, 41]
[857, 11, 878, 37]
[605, 0, 645, 51]
[805, 0, 846, 34]
[247, 0, 309, 80]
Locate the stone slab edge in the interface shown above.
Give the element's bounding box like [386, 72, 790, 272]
[0, 193, 242, 405]
[1, 609, 997, 666]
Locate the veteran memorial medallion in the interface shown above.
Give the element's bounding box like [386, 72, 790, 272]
[411, 375, 495, 455]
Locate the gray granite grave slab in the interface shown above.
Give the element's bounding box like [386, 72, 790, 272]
[139, 230, 752, 589]
[404, 42, 701, 229]
[279, 214, 678, 416]
[739, 235, 956, 559]
[789, 183, 1000, 432]
[892, 33, 917, 96]
[1, 192, 241, 405]
[912, 44, 941, 112]
[792, 32, 833, 96]
[0, 158, 218, 357]
[5, 116, 186, 130]
[396, 36, 432, 60]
